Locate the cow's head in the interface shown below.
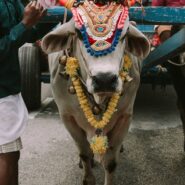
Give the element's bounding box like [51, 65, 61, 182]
[42, 17, 150, 103]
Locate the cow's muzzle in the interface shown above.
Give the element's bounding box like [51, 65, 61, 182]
[92, 73, 118, 93]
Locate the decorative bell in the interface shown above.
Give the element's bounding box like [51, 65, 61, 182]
[93, 106, 101, 115]
[68, 85, 76, 94]
[59, 71, 69, 80]
[120, 90, 124, 96]
[59, 55, 67, 65]
[125, 75, 133, 82]
[95, 129, 103, 135]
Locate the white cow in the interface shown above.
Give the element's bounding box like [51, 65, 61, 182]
[41, 18, 150, 185]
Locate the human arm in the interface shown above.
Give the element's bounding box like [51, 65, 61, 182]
[18, 0, 57, 43]
[23, 22, 57, 43]
[0, 1, 46, 61]
[0, 23, 30, 61]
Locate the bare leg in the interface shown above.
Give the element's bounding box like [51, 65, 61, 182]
[0, 151, 20, 185]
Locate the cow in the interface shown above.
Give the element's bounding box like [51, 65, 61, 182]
[41, 12, 150, 185]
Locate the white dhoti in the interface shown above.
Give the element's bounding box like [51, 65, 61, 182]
[0, 93, 28, 153]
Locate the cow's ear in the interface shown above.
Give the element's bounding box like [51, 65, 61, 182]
[41, 19, 75, 54]
[126, 24, 150, 59]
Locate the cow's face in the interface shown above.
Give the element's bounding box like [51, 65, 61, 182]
[75, 33, 127, 95]
[42, 19, 150, 101]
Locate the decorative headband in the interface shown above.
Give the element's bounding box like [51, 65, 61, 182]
[59, 0, 142, 9]
[59, 0, 136, 57]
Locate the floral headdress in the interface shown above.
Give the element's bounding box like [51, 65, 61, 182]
[59, 0, 143, 9]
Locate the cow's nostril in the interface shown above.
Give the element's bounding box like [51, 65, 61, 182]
[92, 76, 99, 84]
[92, 73, 118, 92]
[111, 75, 117, 84]
[92, 74, 118, 84]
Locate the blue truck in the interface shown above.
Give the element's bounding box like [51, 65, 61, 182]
[19, 6, 185, 110]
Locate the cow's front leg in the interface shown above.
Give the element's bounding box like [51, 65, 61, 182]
[62, 115, 95, 185]
[80, 153, 95, 185]
[102, 147, 119, 185]
[102, 114, 131, 185]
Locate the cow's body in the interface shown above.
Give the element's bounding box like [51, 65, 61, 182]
[49, 51, 141, 184]
[42, 5, 150, 182]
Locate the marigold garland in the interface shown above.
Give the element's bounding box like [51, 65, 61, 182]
[123, 54, 132, 71]
[90, 135, 108, 155]
[65, 56, 132, 155]
[65, 57, 79, 77]
[120, 54, 132, 81]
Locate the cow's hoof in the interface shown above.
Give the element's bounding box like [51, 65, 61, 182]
[91, 159, 95, 168]
[120, 144, 124, 153]
[79, 159, 83, 169]
[79, 158, 95, 169]
[83, 175, 96, 185]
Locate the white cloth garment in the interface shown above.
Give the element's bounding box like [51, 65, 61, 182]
[0, 93, 28, 145]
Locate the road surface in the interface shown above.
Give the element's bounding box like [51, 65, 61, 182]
[19, 84, 185, 185]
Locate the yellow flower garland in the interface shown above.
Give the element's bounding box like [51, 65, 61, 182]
[90, 135, 108, 155]
[123, 55, 132, 71]
[65, 56, 132, 155]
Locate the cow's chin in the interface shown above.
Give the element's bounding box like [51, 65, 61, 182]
[92, 91, 120, 105]
[86, 79, 123, 105]
[95, 92, 114, 96]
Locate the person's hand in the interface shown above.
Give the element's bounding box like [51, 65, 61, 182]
[22, 1, 46, 28]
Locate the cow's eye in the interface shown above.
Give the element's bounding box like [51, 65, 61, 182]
[76, 29, 83, 40]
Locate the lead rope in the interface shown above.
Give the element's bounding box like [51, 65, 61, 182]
[78, 39, 93, 78]
[63, 7, 70, 58]
[167, 59, 185, 67]
[63, 7, 68, 24]
[61, 8, 89, 86]
[118, 30, 129, 73]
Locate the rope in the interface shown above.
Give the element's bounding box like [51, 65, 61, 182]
[63, 7, 68, 24]
[78, 40, 93, 77]
[167, 59, 185, 67]
[63, 8, 69, 58]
